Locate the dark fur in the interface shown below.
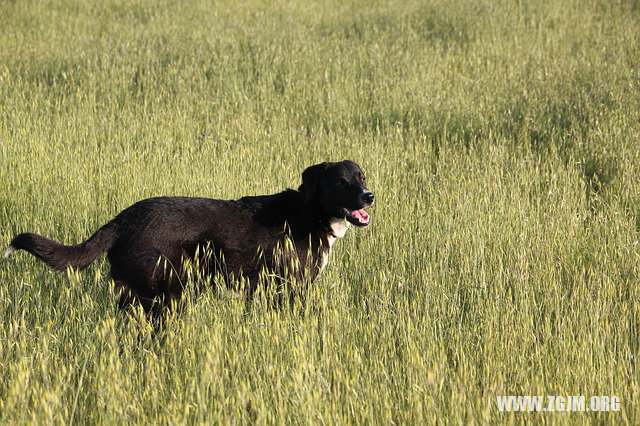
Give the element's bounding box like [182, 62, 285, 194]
[8, 161, 374, 314]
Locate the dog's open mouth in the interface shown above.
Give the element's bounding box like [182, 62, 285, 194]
[346, 208, 370, 227]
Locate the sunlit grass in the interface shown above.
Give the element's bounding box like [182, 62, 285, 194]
[1, 0, 639, 423]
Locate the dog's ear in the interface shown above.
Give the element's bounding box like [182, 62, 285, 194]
[299, 162, 328, 205]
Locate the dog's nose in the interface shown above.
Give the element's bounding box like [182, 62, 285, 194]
[362, 191, 375, 205]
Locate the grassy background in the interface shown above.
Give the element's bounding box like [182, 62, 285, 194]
[1, 0, 639, 423]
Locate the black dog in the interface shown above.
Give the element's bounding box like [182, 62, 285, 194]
[6, 161, 374, 313]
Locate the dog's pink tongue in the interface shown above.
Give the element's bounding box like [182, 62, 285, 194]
[351, 209, 369, 223]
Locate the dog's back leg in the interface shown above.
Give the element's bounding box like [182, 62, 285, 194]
[114, 281, 160, 316]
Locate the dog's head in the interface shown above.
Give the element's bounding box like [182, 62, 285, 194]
[299, 160, 374, 227]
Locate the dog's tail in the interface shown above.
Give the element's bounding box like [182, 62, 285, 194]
[5, 222, 118, 271]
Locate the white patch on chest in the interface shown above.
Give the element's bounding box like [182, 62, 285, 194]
[320, 251, 329, 271]
[329, 218, 350, 241]
[319, 219, 350, 272]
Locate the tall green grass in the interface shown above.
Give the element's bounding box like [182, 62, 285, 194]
[1, 0, 639, 423]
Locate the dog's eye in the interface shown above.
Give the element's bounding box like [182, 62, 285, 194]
[337, 178, 347, 186]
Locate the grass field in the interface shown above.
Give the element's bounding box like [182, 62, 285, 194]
[1, 0, 639, 423]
